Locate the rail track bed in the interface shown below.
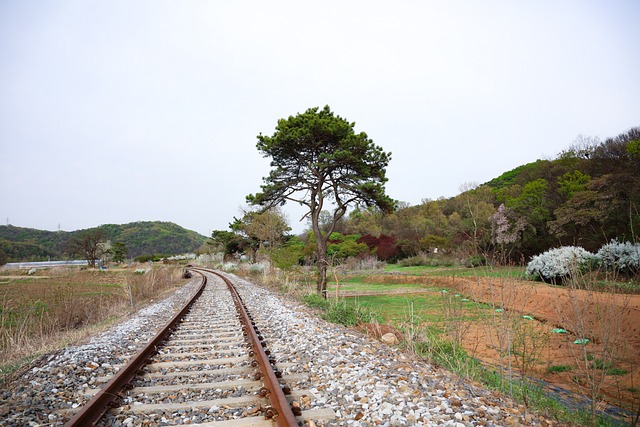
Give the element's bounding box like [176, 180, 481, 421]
[1, 269, 556, 427]
[66, 269, 335, 426]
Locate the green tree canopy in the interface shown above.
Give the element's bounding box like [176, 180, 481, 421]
[65, 229, 107, 268]
[110, 241, 128, 263]
[248, 106, 395, 296]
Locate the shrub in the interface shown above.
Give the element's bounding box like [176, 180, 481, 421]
[606, 367, 628, 376]
[301, 294, 375, 327]
[525, 246, 595, 283]
[547, 365, 573, 373]
[302, 293, 329, 309]
[398, 253, 454, 267]
[398, 254, 429, 267]
[221, 262, 238, 272]
[357, 234, 401, 262]
[596, 239, 640, 275]
[134, 253, 167, 263]
[465, 255, 487, 268]
[323, 300, 375, 327]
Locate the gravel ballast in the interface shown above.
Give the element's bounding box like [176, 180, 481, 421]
[0, 272, 554, 426]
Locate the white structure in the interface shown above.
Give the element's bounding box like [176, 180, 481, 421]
[3, 260, 96, 269]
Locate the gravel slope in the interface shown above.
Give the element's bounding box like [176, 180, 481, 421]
[0, 272, 555, 427]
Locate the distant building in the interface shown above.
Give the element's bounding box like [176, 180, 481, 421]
[3, 260, 100, 269]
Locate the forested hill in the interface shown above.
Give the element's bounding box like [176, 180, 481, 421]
[0, 221, 207, 263]
[335, 126, 639, 262]
[479, 127, 640, 255]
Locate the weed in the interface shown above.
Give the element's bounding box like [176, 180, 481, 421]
[301, 293, 377, 327]
[323, 299, 377, 327]
[594, 359, 613, 370]
[0, 266, 181, 379]
[302, 293, 329, 310]
[548, 365, 574, 373]
[606, 368, 628, 376]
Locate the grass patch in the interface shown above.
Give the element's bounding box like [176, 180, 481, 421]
[323, 300, 377, 326]
[410, 332, 618, 426]
[345, 293, 491, 328]
[0, 353, 41, 382]
[384, 264, 526, 279]
[414, 333, 476, 373]
[327, 280, 427, 293]
[301, 294, 379, 327]
[606, 367, 628, 376]
[82, 282, 124, 288]
[348, 294, 445, 324]
[547, 365, 574, 373]
[302, 293, 329, 309]
[76, 291, 118, 297]
[593, 359, 611, 370]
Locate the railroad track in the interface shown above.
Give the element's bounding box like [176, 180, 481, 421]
[64, 268, 335, 426]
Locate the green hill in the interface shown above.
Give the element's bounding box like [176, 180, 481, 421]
[330, 125, 639, 262]
[0, 221, 208, 263]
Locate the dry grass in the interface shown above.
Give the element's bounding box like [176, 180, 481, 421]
[0, 265, 183, 379]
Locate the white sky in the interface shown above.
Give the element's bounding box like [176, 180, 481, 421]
[1, 1, 639, 237]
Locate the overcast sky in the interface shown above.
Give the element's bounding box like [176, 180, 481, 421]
[1, 1, 639, 237]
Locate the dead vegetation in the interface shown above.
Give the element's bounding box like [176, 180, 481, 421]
[0, 266, 183, 379]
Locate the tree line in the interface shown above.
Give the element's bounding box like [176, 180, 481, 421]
[213, 105, 639, 296]
[0, 221, 207, 265]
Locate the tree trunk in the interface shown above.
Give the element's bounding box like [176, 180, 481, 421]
[315, 235, 328, 298]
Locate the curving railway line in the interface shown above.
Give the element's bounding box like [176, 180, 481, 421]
[64, 268, 335, 426]
[1, 266, 562, 426]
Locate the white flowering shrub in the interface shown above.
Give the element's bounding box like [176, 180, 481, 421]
[526, 246, 596, 283]
[222, 262, 238, 272]
[596, 239, 640, 275]
[247, 262, 270, 274]
[167, 253, 197, 261]
[194, 253, 224, 267]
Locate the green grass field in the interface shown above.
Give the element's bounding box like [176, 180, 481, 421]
[341, 293, 489, 325]
[327, 269, 493, 331]
[383, 264, 526, 278]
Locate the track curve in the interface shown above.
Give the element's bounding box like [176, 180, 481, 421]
[64, 269, 327, 426]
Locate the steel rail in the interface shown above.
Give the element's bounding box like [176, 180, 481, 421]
[199, 268, 299, 427]
[64, 273, 208, 426]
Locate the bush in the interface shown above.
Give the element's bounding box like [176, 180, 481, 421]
[323, 300, 375, 327]
[465, 255, 487, 268]
[398, 253, 454, 267]
[547, 365, 573, 373]
[525, 246, 596, 283]
[596, 239, 640, 275]
[301, 294, 376, 327]
[134, 253, 167, 263]
[302, 293, 329, 309]
[398, 255, 429, 267]
[221, 262, 238, 272]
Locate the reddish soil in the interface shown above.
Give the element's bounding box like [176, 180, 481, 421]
[348, 273, 640, 416]
[430, 275, 640, 413]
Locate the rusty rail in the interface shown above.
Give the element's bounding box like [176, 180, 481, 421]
[64, 273, 207, 426]
[202, 269, 299, 427]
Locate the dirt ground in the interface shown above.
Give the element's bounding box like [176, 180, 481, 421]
[430, 275, 640, 414]
[347, 272, 640, 416]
